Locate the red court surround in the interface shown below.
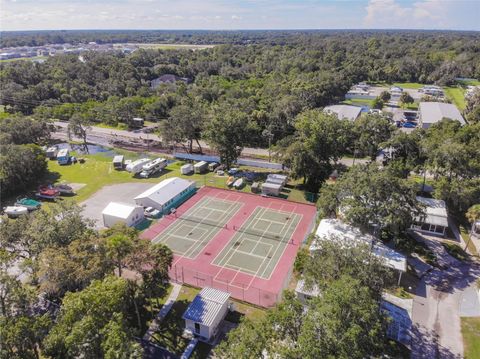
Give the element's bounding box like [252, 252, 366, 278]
[141, 186, 317, 307]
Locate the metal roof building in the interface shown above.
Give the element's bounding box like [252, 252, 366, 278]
[134, 177, 195, 212]
[102, 202, 144, 228]
[311, 219, 407, 273]
[324, 105, 362, 121]
[412, 196, 449, 236]
[182, 287, 230, 341]
[418, 102, 465, 128]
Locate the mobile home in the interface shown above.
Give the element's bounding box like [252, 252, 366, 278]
[126, 158, 151, 175]
[56, 148, 70, 165]
[139, 158, 167, 178]
[45, 146, 58, 160]
[194, 161, 208, 174]
[181, 163, 194, 175]
[112, 155, 124, 170]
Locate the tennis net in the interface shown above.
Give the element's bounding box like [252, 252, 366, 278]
[176, 213, 290, 243]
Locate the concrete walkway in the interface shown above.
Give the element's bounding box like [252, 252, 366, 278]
[143, 283, 182, 341]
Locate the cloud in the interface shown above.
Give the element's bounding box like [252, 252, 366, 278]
[231, 14, 242, 20]
[363, 0, 449, 28]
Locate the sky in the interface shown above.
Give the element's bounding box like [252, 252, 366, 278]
[1, 0, 479, 32]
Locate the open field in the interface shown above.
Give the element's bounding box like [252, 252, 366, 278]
[45, 150, 312, 204]
[392, 82, 424, 89]
[445, 86, 467, 110]
[0, 56, 47, 63]
[457, 79, 480, 86]
[115, 43, 216, 50]
[461, 317, 480, 359]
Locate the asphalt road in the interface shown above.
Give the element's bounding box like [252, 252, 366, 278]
[53, 121, 368, 167]
[410, 231, 480, 359]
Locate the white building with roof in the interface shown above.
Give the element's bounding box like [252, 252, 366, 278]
[324, 105, 362, 122]
[418, 102, 465, 128]
[102, 202, 144, 228]
[310, 219, 407, 279]
[182, 287, 230, 341]
[134, 177, 195, 213]
[412, 196, 449, 236]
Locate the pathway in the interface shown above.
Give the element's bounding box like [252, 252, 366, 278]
[143, 282, 182, 341]
[409, 230, 480, 359]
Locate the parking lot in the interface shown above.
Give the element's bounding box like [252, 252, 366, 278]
[81, 182, 152, 228]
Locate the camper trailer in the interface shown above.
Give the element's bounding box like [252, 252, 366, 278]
[126, 158, 151, 175]
[181, 163, 194, 175]
[208, 162, 219, 171]
[194, 161, 208, 174]
[267, 174, 288, 186]
[139, 158, 167, 178]
[112, 155, 124, 170]
[46, 146, 58, 160]
[56, 149, 70, 165]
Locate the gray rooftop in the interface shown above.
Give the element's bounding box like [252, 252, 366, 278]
[324, 105, 362, 121]
[182, 287, 230, 326]
[419, 102, 465, 126]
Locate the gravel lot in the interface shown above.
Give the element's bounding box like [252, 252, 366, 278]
[81, 182, 152, 228]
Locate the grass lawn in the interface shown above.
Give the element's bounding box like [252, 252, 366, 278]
[461, 317, 480, 359]
[442, 241, 470, 262]
[444, 86, 467, 110]
[459, 225, 478, 256]
[95, 122, 129, 130]
[341, 98, 375, 107]
[392, 82, 424, 89]
[457, 79, 480, 86]
[0, 56, 47, 63]
[45, 149, 313, 204]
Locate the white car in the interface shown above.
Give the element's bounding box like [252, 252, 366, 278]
[144, 207, 160, 218]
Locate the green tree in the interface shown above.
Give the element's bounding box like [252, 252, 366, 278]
[67, 113, 91, 149]
[466, 204, 480, 225]
[353, 114, 396, 160]
[399, 92, 414, 106]
[204, 108, 250, 169]
[318, 163, 424, 239]
[371, 97, 384, 110]
[379, 90, 391, 102]
[106, 234, 134, 277]
[275, 110, 353, 192]
[43, 276, 140, 359]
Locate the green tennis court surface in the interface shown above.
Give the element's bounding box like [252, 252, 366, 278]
[212, 207, 302, 280]
[152, 196, 241, 258]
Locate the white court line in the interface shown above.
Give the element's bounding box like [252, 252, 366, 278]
[182, 198, 242, 258]
[258, 213, 303, 280]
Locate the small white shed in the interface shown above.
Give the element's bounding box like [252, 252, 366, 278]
[102, 202, 144, 228]
[181, 163, 194, 175]
[182, 287, 230, 341]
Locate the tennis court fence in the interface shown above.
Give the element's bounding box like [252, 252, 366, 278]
[170, 264, 282, 308]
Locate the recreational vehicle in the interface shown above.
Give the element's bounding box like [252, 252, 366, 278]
[181, 163, 194, 175]
[139, 158, 167, 178]
[194, 161, 208, 174]
[112, 155, 124, 170]
[126, 158, 151, 175]
[56, 149, 70, 165]
[45, 146, 58, 159]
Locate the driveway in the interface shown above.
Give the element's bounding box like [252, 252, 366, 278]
[410, 231, 480, 358]
[81, 182, 152, 228]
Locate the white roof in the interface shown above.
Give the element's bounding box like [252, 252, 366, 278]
[262, 182, 282, 189]
[134, 177, 193, 206]
[102, 202, 142, 219]
[324, 105, 362, 121]
[113, 155, 124, 162]
[295, 279, 321, 297]
[194, 161, 207, 167]
[182, 287, 230, 326]
[311, 219, 406, 272]
[419, 102, 465, 125]
[416, 196, 449, 227]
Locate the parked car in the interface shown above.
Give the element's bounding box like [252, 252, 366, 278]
[228, 168, 240, 175]
[144, 207, 160, 218]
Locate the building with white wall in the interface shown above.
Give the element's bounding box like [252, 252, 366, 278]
[418, 102, 465, 128]
[134, 177, 195, 214]
[183, 287, 230, 342]
[412, 196, 449, 236]
[102, 202, 144, 228]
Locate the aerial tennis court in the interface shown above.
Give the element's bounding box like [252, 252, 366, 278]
[142, 186, 317, 307]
